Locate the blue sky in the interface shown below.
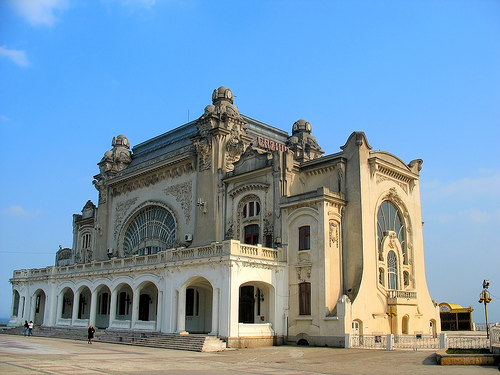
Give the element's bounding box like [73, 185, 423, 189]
[1, 0, 499, 325]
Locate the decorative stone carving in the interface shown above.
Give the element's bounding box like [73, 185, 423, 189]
[194, 137, 212, 171]
[113, 197, 138, 240]
[286, 119, 324, 162]
[164, 181, 192, 224]
[263, 213, 273, 239]
[195, 86, 249, 172]
[97, 135, 132, 179]
[92, 179, 107, 204]
[329, 220, 339, 248]
[111, 162, 194, 196]
[225, 223, 234, 240]
[55, 246, 73, 267]
[225, 126, 246, 171]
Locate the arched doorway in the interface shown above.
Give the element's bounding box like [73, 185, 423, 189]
[138, 282, 158, 323]
[184, 277, 213, 334]
[238, 282, 270, 324]
[402, 315, 410, 334]
[60, 288, 74, 320]
[12, 290, 20, 318]
[96, 286, 111, 329]
[429, 319, 437, 337]
[115, 284, 133, 321]
[33, 289, 46, 326]
[77, 287, 91, 320]
[352, 319, 363, 335]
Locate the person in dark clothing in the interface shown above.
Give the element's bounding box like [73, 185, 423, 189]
[87, 325, 95, 344]
[23, 320, 29, 336]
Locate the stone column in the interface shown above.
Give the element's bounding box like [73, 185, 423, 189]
[109, 289, 117, 327]
[156, 290, 163, 332]
[28, 295, 34, 322]
[71, 291, 80, 326]
[131, 288, 139, 328]
[21, 296, 26, 320]
[89, 291, 98, 327]
[209, 288, 219, 336]
[176, 285, 187, 334]
[56, 293, 64, 325]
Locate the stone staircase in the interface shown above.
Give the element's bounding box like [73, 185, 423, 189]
[1, 326, 226, 352]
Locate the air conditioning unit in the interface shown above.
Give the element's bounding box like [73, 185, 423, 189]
[184, 234, 193, 242]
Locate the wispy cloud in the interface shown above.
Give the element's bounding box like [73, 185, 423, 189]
[0, 206, 40, 219]
[423, 169, 500, 200]
[0, 46, 29, 67]
[422, 169, 500, 225]
[8, 0, 69, 26]
[121, 0, 157, 9]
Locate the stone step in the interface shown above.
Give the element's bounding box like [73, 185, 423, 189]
[1, 327, 226, 352]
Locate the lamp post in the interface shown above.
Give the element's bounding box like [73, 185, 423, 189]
[478, 279, 492, 339]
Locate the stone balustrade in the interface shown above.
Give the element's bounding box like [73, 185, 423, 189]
[11, 240, 284, 281]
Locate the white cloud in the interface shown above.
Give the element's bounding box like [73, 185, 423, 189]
[0, 206, 40, 219]
[8, 0, 69, 26]
[0, 46, 29, 67]
[423, 169, 500, 201]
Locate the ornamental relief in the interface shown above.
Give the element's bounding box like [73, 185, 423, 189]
[225, 125, 247, 172]
[111, 162, 194, 196]
[113, 197, 138, 240]
[164, 181, 192, 224]
[194, 137, 212, 171]
[376, 173, 408, 194]
[329, 220, 339, 248]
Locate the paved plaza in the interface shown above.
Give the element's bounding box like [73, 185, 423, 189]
[0, 335, 498, 375]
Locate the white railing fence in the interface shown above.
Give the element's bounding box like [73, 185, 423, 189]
[348, 333, 491, 350]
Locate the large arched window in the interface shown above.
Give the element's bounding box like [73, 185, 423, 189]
[377, 201, 407, 264]
[123, 206, 176, 256]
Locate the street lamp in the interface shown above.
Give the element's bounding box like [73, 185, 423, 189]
[478, 279, 492, 338]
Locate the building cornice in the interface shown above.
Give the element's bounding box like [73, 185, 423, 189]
[368, 156, 419, 193]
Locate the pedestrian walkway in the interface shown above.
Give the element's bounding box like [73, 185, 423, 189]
[1, 335, 498, 375]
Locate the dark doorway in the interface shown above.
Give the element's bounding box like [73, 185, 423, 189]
[239, 286, 255, 323]
[139, 294, 151, 321]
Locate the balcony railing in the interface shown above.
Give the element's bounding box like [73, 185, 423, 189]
[387, 290, 417, 305]
[11, 240, 284, 280]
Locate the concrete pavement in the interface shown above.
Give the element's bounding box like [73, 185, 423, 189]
[0, 334, 498, 375]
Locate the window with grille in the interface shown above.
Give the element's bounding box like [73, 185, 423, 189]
[377, 201, 407, 264]
[123, 206, 176, 256]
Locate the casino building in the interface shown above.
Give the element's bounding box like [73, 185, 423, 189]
[9, 86, 440, 347]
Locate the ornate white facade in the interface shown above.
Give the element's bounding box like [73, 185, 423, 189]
[9, 86, 440, 347]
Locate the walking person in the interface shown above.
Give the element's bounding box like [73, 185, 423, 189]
[87, 324, 95, 344]
[23, 320, 28, 336]
[28, 321, 33, 336]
